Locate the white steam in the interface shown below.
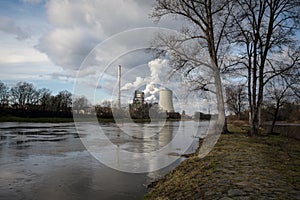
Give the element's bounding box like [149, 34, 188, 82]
[121, 76, 144, 91]
[143, 58, 168, 102]
[121, 58, 169, 102]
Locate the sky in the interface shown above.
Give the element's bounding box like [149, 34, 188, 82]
[0, 1, 169, 92]
[0, 0, 209, 114]
[0, 0, 257, 115]
[0, 0, 155, 90]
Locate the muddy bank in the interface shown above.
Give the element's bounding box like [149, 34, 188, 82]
[145, 130, 300, 199]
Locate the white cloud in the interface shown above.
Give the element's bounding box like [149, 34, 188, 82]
[37, 27, 101, 69]
[122, 76, 144, 90]
[37, 0, 157, 70]
[0, 45, 49, 64]
[0, 62, 63, 81]
[0, 17, 29, 40]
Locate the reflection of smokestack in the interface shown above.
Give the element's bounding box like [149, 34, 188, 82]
[117, 65, 121, 108]
[159, 89, 174, 112]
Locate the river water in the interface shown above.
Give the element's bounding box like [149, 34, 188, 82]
[0, 121, 208, 200]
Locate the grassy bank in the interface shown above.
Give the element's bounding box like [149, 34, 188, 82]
[145, 125, 300, 199]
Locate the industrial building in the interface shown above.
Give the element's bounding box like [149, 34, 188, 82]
[158, 89, 180, 119]
[128, 89, 180, 120]
[158, 89, 175, 112]
[133, 90, 145, 105]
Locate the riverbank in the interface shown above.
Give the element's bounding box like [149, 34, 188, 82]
[0, 116, 189, 123]
[0, 116, 75, 123]
[145, 124, 300, 199]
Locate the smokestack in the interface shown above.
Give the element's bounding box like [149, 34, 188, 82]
[117, 65, 121, 108]
[159, 89, 174, 112]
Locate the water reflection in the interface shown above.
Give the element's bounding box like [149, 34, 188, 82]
[0, 121, 208, 199]
[108, 121, 177, 153]
[77, 120, 208, 173]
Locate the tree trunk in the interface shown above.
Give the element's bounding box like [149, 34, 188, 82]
[222, 117, 230, 134]
[251, 109, 260, 136]
[212, 60, 229, 134]
[270, 101, 280, 133]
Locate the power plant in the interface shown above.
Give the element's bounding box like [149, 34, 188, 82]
[117, 65, 121, 108]
[158, 89, 174, 112]
[133, 90, 145, 105]
[116, 65, 180, 119]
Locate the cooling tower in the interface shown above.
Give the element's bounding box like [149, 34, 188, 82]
[159, 89, 174, 112]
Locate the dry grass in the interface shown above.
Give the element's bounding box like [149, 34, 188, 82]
[145, 124, 300, 199]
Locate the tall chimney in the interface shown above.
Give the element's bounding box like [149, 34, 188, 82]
[117, 65, 121, 108]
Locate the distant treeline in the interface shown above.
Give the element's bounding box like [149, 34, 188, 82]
[0, 81, 73, 118]
[0, 81, 132, 119]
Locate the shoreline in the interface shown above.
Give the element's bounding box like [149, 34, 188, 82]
[0, 116, 75, 123]
[144, 124, 300, 199]
[0, 116, 193, 123]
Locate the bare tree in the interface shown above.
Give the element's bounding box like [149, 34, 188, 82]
[225, 84, 247, 119]
[56, 90, 72, 112]
[265, 77, 292, 133]
[73, 96, 90, 112]
[0, 81, 9, 108]
[265, 55, 300, 133]
[10, 82, 39, 109]
[38, 88, 52, 111]
[230, 0, 300, 135]
[152, 0, 235, 133]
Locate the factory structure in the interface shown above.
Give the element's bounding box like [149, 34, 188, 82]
[115, 65, 180, 119]
[158, 89, 174, 112]
[129, 89, 180, 119]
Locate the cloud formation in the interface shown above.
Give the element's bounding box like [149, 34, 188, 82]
[37, 0, 156, 70]
[122, 76, 145, 91]
[0, 17, 29, 40]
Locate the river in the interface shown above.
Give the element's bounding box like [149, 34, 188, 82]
[0, 121, 208, 200]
